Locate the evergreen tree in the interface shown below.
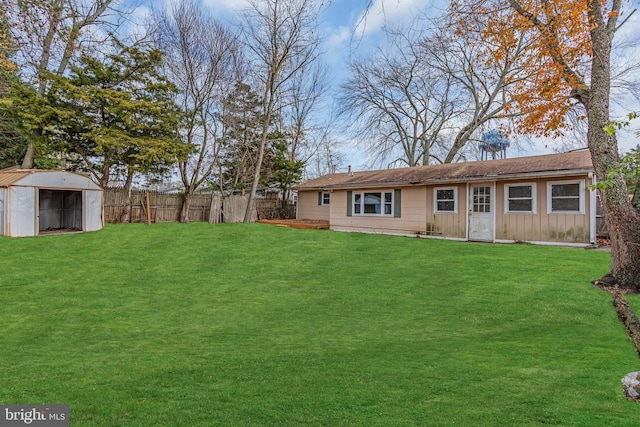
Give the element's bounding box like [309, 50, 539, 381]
[268, 137, 304, 203]
[219, 82, 305, 204]
[219, 82, 265, 193]
[17, 41, 190, 187]
[0, 5, 28, 169]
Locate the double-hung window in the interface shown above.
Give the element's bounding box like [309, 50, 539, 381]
[318, 192, 330, 206]
[505, 183, 536, 213]
[547, 180, 584, 214]
[434, 187, 457, 213]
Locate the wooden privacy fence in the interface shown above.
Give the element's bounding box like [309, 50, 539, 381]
[104, 189, 295, 224]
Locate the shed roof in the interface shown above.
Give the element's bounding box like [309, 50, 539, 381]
[295, 149, 593, 190]
[0, 171, 33, 188]
[0, 169, 101, 190]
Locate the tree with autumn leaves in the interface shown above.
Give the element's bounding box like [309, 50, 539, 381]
[450, 0, 640, 289]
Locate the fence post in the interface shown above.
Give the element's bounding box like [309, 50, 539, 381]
[146, 191, 151, 225]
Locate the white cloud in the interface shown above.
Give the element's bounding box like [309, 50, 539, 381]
[324, 26, 351, 64]
[354, 0, 426, 37]
[124, 5, 153, 38]
[201, 0, 251, 15]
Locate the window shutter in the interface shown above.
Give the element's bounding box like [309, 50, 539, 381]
[394, 189, 401, 218]
[347, 191, 352, 216]
[318, 191, 322, 205]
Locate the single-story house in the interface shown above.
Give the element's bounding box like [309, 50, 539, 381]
[294, 149, 597, 246]
[0, 169, 103, 237]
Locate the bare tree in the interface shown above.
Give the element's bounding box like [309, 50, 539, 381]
[339, 25, 458, 167]
[307, 133, 345, 178]
[274, 60, 330, 200]
[339, 12, 530, 167]
[239, 0, 325, 222]
[6, 0, 120, 168]
[426, 14, 530, 163]
[155, 0, 242, 223]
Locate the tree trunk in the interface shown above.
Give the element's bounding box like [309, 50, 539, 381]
[244, 102, 272, 223]
[118, 166, 135, 223]
[21, 143, 35, 169]
[588, 7, 640, 290]
[612, 286, 640, 358]
[180, 191, 194, 224]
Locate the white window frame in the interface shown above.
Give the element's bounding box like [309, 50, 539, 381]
[434, 187, 457, 214]
[352, 190, 394, 216]
[322, 192, 330, 206]
[504, 183, 537, 214]
[547, 180, 585, 214]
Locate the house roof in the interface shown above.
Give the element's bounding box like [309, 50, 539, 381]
[295, 149, 593, 190]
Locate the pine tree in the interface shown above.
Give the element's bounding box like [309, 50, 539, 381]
[35, 41, 190, 188]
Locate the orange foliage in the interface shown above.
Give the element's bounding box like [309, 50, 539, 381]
[0, 13, 15, 74]
[450, 0, 623, 138]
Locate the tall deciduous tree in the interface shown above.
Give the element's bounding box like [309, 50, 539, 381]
[457, 0, 640, 288]
[240, 0, 325, 222]
[340, 26, 456, 167]
[340, 16, 528, 167]
[5, 0, 118, 168]
[275, 60, 329, 200]
[154, 0, 241, 223]
[426, 14, 530, 163]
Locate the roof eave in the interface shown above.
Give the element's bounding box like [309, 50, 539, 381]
[296, 167, 594, 191]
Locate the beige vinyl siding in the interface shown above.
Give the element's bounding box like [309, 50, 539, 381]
[297, 190, 330, 220]
[425, 184, 467, 238]
[330, 187, 427, 235]
[495, 176, 591, 243]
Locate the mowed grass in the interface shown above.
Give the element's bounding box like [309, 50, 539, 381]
[1, 223, 639, 426]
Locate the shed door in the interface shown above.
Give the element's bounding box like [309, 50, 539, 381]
[469, 184, 493, 241]
[39, 189, 83, 232]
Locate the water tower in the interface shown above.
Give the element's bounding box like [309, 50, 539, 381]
[479, 130, 509, 160]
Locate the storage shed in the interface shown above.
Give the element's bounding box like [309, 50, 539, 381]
[0, 169, 103, 237]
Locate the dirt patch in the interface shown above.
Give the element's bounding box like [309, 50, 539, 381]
[39, 228, 82, 235]
[257, 219, 330, 230]
[592, 273, 640, 294]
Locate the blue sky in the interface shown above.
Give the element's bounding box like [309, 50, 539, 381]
[127, 0, 640, 170]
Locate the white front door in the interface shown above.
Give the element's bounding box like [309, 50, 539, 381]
[469, 184, 493, 241]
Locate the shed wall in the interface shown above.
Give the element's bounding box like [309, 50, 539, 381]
[0, 188, 5, 236]
[10, 186, 35, 237]
[85, 190, 104, 231]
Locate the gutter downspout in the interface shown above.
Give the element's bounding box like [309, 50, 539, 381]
[492, 181, 497, 243]
[465, 182, 470, 241]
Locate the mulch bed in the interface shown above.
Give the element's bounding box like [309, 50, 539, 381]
[256, 219, 330, 230]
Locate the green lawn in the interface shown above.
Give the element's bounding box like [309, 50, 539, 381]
[1, 223, 639, 426]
